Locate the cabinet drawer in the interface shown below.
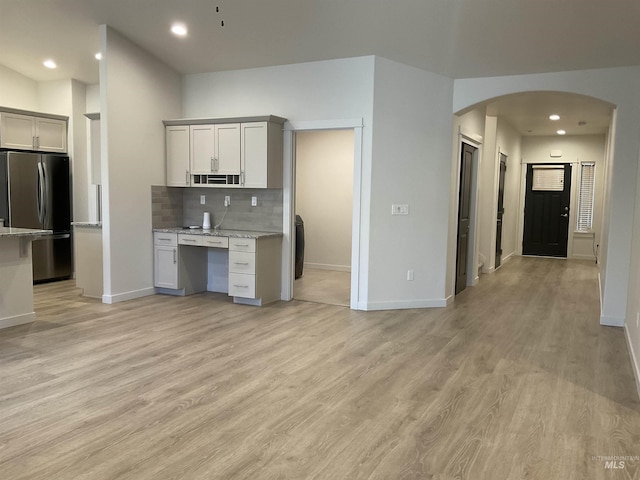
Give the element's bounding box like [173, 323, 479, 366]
[178, 234, 202, 246]
[229, 237, 256, 252]
[154, 232, 177, 246]
[201, 236, 229, 249]
[229, 251, 256, 274]
[228, 273, 256, 298]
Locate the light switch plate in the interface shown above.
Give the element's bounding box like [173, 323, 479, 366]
[392, 204, 409, 215]
[251, 196, 257, 207]
[200, 195, 206, 205]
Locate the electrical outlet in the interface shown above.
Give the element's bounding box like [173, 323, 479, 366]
[251, 196, 258, 207]
[200, 195, 206, 205]
[407, 270, 414, 281]
[224, 195, 231, 207]
[392, 204, 409, 215]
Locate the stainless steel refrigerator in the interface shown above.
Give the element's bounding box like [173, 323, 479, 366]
[0, 151, 72, 282]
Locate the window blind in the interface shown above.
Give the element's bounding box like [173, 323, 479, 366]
[532, 166, 564, 191]
[577, 163, 595, 232]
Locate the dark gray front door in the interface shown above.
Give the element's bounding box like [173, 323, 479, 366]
[523, 163, 572, 257]
[456, 143, 476, 295]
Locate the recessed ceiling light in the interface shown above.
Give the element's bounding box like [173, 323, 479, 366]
[43, 59, 57, 69]
[171, 23, 188, 36]
[95, 52, 102, 60]
[549, 114, 560, 121]
[557, 129, 566, 135]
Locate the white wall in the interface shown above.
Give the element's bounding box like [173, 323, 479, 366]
[495, 118, 522, 264]
[368, 57, 454, 309]
[295, 129, 354, 271]
[447, 109, 486, 297]
[0, 64, 38, 110]
[100, 25, 182, 303]
[183, 56, 375, 307]
[521, 135, 606, 260]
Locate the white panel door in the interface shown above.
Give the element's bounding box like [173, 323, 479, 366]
[0, 113, 35, 150]
[35, 117, 67, 152]
[166, 126, 190, 186]
[190, 124, 215, 174]
[215, 123, 241, 175]
[241, 122, 267, 188]
[154, 245, 179, 289]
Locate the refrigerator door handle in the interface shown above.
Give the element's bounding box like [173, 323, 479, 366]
[37, 160, 45, 224]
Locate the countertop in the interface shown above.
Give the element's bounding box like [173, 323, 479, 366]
[153, 227, 282, 239]
[0, 227, 53, 238]
[72, 222, 102, 228]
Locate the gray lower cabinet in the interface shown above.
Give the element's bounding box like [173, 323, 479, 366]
[153, 231, 281, 305]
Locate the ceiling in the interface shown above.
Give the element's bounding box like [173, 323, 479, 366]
[0, 0, 630, 135]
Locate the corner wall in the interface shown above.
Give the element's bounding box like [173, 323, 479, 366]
[0, 64, 38, 110]
[368, 57, 454, 309]
[99, 25, 182, 303]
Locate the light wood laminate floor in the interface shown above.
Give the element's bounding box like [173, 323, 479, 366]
[1, 257, 639, 479]
[294, 268, 351, 307]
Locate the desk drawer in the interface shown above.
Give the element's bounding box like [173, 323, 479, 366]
[201, 236, 229, 249]
[229, 251, 255, 274]
[154, 232, 177, 246]
[229, 273, 256, 298]
[229, 238, 256, 253]
[178, 234, 202, 246]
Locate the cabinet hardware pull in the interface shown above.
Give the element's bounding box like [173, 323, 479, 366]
[215, 158, 219, 171]
[185, 170, 189, 185]
[234, 262, 250, 266]
[233, 284, 249, 288]
[183, 239, 196, 243]
[36, 136, 40, 149]
[211, 156, 215, 172]
[235, 243, 249, 247]
[173, 250, 176, 264]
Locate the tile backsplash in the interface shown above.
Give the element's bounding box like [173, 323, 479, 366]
[151, 186, 183, 228]
[152, 186, 283, 233]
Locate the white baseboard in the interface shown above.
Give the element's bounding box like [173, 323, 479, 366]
[305, 263, 351, 273]
[364, 298, 447, 311]
[445, 294, 455, 306]
[102, 287, 155, 304]
[571, 254, 597, 260]
[0, 312, 36, 329]
[624, 324, 640, 401]
[600, 314, 625, 327]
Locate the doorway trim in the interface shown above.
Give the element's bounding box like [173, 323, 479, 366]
[282, 118, 364, 310]
[451, 127, 482, 300]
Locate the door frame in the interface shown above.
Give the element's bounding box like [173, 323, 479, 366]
[452, 128, 482, 298]
[282, 119, 364, 309]
[517, 159, 579, 258]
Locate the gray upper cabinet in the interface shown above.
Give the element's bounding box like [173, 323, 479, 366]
[0, 110, 68, 153]
[164, 115, 285, 189]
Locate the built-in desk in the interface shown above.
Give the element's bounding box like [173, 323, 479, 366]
[153, 228, 282, 306]
[0, 227, 52, 329]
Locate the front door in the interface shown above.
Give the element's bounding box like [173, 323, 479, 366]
[523, 163, 572, 257]
[456, 143, 476, 294]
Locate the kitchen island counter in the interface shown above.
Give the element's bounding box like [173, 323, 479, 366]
[153, 227, 282, 239]
[0, 228, 52, 329]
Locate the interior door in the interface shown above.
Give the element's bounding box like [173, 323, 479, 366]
[523, 163, 572, 257]
[495, 154, 507, 268]
[456, 143, 476, 295]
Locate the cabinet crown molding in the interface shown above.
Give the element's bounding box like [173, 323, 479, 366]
[163, 115, 286, 127]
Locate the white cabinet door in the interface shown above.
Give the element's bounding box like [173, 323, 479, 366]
[154, 245, 179, 289]
[166, 126, 190, 186]
[0, 113, 35, 150]
[215, 123, 241, 174]
[35, 117, 67, 153]
[190, 124, 215, 174]
[241, 122, 283, 188]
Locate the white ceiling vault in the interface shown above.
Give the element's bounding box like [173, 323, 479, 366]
[0, 0, 631, 134]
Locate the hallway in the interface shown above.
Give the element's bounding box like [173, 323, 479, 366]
[0, 257, 638, 479]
